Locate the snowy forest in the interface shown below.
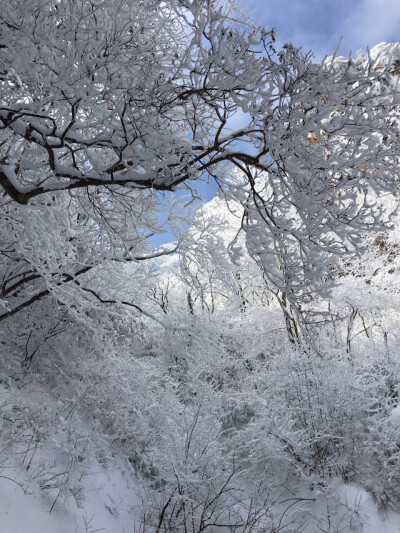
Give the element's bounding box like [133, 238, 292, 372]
[1, 0, 400, 531]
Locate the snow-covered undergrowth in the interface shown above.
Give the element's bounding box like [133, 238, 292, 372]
[2, 307, 400, 532]
[2, 194, 400, 532]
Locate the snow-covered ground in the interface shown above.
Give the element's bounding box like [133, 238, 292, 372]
[3, 463, 400, 532]
[0, 452, 141, 533]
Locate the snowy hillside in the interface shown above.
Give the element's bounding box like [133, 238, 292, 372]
[1, 0, 400, 528]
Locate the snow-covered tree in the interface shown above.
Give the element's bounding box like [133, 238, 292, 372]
[1, 2, 399, 307]
[2, 6, 400, 528]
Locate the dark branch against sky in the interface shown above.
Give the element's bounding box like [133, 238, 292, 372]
[157, 0, 400, 244]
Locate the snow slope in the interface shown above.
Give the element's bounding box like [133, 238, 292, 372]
[0, 456, 141, 533]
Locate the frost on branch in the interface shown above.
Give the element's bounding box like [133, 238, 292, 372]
[1, 8, 400, 529]
[0, 1, 399, 319]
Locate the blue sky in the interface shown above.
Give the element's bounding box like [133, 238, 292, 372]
[250, 0, 400, 60]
